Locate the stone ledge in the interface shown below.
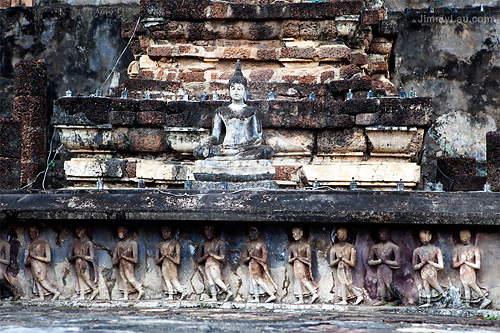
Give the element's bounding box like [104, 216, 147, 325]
[0, 300, 499, 319]
[140, 0, 363, 21]
[53, 97, 432, 129]
[1, 190, 500, 225]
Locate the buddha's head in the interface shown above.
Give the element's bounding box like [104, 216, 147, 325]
[419, 229, 432, 245]
[228, 60, 248, 102]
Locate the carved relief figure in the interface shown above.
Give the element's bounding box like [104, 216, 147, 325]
[193, 60, 273, 160]
[452, 229, 491, 308]
[24, 225, 60, 300]
[112, 226, 144, 300]
[329, 227, 363, 305]
[241, 226, 277, 303]
[368, 228, 401, 304]
[287, 226, 318, 304]
[0, 226, 20, 300]
[155, 226, 188, 300]
[68, 226, 99, 300]
[196, 225, 233, 301]
[412, 229, 447, 306]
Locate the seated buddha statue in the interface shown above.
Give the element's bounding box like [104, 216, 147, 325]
[194, 61, 274, 160]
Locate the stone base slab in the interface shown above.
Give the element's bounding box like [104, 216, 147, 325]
[192, 180, 278, 190]
[302, 162, 420, 187]
[193, 159, 275, 182]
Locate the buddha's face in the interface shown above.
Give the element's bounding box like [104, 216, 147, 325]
[28, 226, 39, 240]
[117, 226, 128, 240]
[230, 83, 246, 102]
[249, 227, 259, 241]
[337, 228, 348, 242]
[460, 230, 471, 245]
[162, 226, 172, 240]
[204, 226, 215, 240]
[379, 228, 390, 242]
[419, 230, 432, 244]
[292, 227, 303, 241]
[76, 227, 86, 239]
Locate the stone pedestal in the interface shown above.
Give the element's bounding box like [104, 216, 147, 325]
[192, 158, 277, 190]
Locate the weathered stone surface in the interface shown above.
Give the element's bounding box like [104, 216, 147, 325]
[368, 37, 393, 55]
[13, 96, 47, 127]
[56, 125, 113, 152]
[318, 46, 350, 61]
[113, 127, 169, 153]
[437, 157, 477, 191]
[3, 189, 500, 225]
[452, 175, 487, 192]
[356, 113, 380, 126]
[302, 162, 420, 187]
[54, 97, 110, 125]
[0, 157, 20, 189]
[487, 131, 500, 192]
[110, 111, 136, 126]
[64, 158, 124, 178]
[193, 159, 274, 182]
[317, 128, 367, 154]
[14, 60, 47, 97]
[263, 129, 314, 156]
[366, 127, 424, 157]
[20, 127, 46, 162]
[164, 127, 210, 153]
[0, 118, 22, 158]
[137, 111, 167, 126]
[135, 160, 190, 181]
[274, 165, 301, 182]
[433, 111, 495, 163]
[328, 77, 372, 93]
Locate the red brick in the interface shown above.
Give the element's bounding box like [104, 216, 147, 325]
[339, 64, 362, 79]
[219, 71, 233, 80]
[21, 127, 46, 162]
[368, 37, 393, 55]
[249, 69, 274, 82]
[15, 60, 47, 97]
[178, 45, 191, 53]
[274, 165, 300, 181]
[223, 47, 251, 59]
[319, 46, 350, 61]
[208, 1, 228, 18]
[368, 62, 389, 75]
[125, 161, 137, 178]
[256, 49, 278, 61]
[137, 111, 167, 126]
[361, 10, 381, 25]
[110, 111, 136, 126]
[226, 26, 243, 39]
[283, 21, 299, 38]
[356, 113, 380, 126]
[0, 158, 20, 189]
[299, 21, 321, 39]
[179, 71, 206, 82]
[20, 161, 42, 186]
[283, 75, 299, 83]
[298, 76, 316, 84]
[167, 73, 176, 81]
[139, 70, 155, 79]
[320, 70, 337, 83]
[351, 53, 369, 66]
[147, 46, 173, 58]
[280, 47, 317, 59]
[13, 96, 47, 127]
